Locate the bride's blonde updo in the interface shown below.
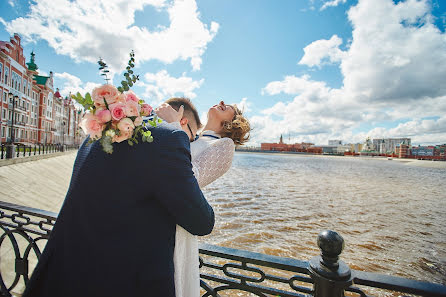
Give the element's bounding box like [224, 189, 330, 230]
[220, 105, 251, 145]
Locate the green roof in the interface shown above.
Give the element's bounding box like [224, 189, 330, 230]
[34, 75, 49, 86]
[26, 51, 38, 71]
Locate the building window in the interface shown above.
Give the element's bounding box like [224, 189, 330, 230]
[0, 62, 2, 83]
[2, 109, 6, 120]
[1, 127, 5, 138]
[4, 68, 8, 86]
[3, 92, 6, 103]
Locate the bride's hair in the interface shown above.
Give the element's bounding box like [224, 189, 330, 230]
[221, 104, 251, 145]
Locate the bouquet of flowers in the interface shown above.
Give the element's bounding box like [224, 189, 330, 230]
[73, 51, 160, 154]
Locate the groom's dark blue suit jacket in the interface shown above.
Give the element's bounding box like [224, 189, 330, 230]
[23, 125, 214, 297]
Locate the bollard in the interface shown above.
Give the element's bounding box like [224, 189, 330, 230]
[309, 230, 353, 297]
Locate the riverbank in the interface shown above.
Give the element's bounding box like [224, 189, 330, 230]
[235, 150, 446, 169]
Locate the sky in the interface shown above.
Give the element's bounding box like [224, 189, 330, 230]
[1, 0, 445, 146]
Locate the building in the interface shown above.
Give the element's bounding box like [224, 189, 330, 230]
[328, 140, 342, 146]
[350, 143, 363, 153]
[411, 146, 435, 157]
[261, 135, 315, 152]
[373, 138, 411, 154]
[0, 33, 82, 145]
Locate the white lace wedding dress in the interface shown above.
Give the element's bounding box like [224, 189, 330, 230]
[174, 130, 235, 297]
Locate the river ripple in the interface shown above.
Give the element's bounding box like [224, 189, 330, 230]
[199, 152, 446, 287]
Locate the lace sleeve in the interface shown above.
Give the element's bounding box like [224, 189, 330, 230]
[192, 138, 235, 188]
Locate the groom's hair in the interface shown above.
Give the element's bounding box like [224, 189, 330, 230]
[165, 97, 202, 129]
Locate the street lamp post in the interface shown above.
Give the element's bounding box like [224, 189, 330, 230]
[6, 93, 19, 158]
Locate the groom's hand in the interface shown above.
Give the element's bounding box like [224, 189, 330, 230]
[155, 103, 184, 123]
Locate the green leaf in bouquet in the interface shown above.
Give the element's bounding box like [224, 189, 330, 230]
[122, 81, 128, 86]
[128, 70, 133, 74]
[85, 92, 93, 104]
[124, 85, 129, 91]
[100, 136, 114, 154]
[118, 86, 124, 93]
[147, 136, 154, 143]
[128, 140, 134, 146]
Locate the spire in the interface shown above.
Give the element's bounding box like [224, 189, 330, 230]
[279, 134, 283, 144]
[26, 51, 38, 71]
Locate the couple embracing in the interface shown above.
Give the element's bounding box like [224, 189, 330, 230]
[23, 98, 250, 297]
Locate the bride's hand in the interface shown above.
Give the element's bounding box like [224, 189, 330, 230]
[155, 103, 184, 123]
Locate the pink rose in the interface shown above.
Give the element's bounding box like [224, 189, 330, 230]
[112, 130, 132, 143]
[116, 93, 126, 104]
[92, 84, 120, 106]
[125, 100, 141, 117]
[117, 118, 135, 132]
[109, 103, 126, 121]
[80, 113, 104, 139]
[141, 103, 153, 116]
[134, 116, 143, 126]
[125, 91, 140, 103]
[95, 108, 112, 123]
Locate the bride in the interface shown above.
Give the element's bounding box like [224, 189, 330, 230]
[155, 98, 250, 297]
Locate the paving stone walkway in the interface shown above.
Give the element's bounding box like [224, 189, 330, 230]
[0, 151, 77, 212]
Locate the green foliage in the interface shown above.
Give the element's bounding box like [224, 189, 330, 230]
[100, 136, 114, 154]
[144, 115, 162, 128]
[71, 92, 94, 112]
[119, 50, 139, 92]
[98, 58, 111, 84]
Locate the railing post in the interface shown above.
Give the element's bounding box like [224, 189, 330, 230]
[5, 144, 15, 159]
[309, 230, 353, 297]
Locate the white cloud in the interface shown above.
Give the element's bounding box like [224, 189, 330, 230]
[2, 0, 218, 73]
[54, 72, 101, 98]
[8, 0, 15, 7]
[141, 70, 204, 105]
[298, 35, 346, 67]
[320, 0, 347, 11]
[256, 0, 446, 146]
[236, 97, 251, 113]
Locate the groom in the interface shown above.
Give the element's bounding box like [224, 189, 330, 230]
[23, 100, 213, 297]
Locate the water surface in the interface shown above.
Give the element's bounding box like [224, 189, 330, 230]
[199, 152, 446, 286]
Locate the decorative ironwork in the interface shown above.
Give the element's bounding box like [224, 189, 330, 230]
[0, 144, 79, 160]
[0, 201, 445, 297]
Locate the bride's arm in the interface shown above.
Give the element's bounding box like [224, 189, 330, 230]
[192, 138, 235, 188]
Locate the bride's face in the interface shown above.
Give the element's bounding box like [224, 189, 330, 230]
[208, 101, 236, 124]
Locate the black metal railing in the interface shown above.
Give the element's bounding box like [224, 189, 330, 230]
[0, 201, 445, 297]
[0, 144, 79, 160]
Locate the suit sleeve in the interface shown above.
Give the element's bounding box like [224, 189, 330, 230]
[154, 130, 215, 236]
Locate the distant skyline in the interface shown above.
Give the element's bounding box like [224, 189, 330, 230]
[1, 0, 445, 146]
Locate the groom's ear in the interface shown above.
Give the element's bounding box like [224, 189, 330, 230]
[180, 117, 188, 126]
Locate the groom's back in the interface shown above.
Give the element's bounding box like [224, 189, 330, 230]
[23, 125, 214, 297]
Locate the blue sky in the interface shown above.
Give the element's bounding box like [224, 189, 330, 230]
[1, 0, 445, 145]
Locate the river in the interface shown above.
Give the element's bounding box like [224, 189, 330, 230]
[199, 152, 446, 287]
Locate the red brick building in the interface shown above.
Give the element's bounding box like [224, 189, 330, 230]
[0, 34, 81, 145]
[261, 135, 317, 153]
